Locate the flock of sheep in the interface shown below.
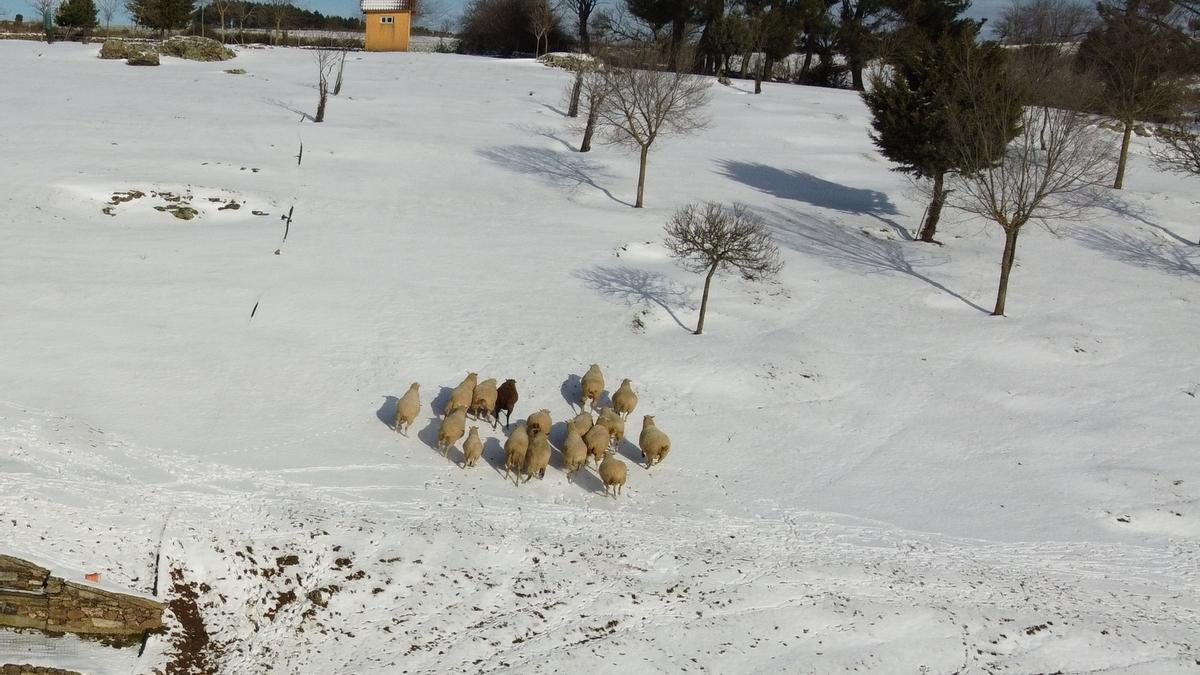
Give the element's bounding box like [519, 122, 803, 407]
[391, 365, 671, 498]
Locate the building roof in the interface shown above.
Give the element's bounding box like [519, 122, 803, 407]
[361, 0, 411, 10]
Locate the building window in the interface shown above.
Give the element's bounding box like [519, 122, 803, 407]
[381, 15, 394, 23]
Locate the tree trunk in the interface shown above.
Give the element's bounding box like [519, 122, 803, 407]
[918, 171, 945, 243]
[800, 44, 813, 78]
[578, 7, 591, 54]
[580, 100, 600, 152]
[333, 54, 346, 95]
[993, 226, 1021, 316]
[635, 145, 649, 208]
[739, 50, 751, 78]
[567, 72, 583, 117]
[695, 263, 718, 335]
[850, 60, 863, 91]
[315, 90, 327, 123]
[1114, 118, 1133, 189]
[669, 17, 686, 71]
[754, 58, 763, 94]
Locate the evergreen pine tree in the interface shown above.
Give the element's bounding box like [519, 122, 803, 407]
[55, 0, 98, 35]
[861, 3, 1020, 243]
[127, 0, 194, 35]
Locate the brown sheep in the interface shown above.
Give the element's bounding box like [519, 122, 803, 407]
[524, 429, 552, 482]
[638, 415, 671, 467]
[445, 372, 478, 416]
[493, 379, 518, 430]
[612, 379, 638, 419]
[462, 426, 484, 468]
[583, 423, 610, 469]
[438, 406, 468, 457]
[526, 409, 552, 436]
[503, 421, 530, 485]
[599, 451, 628, 498]
[471, 378, 498, 424]
[393, 382, 420, 435]
[580, 363, 605, 411]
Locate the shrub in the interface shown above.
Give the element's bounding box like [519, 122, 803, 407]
[160, 35, 236, 61]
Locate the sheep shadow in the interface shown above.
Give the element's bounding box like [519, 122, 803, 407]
[482, 436, 507, 478]
[572, 265, 696, 331]
[416, 416, 444, 455]
[560, 375, 582, 412]
[567, 461, 607, 494]
[430, 386, 454, 418]
[616, 437, 643, 466]
[376, 395, 399, 431]
[1070, 225, 1200, 277]
[475, 145, 632, 207]
[767, 207, 989, 313]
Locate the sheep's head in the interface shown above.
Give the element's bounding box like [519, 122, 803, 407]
[644, 415, 655, 425]
[621, 378, 632, 386]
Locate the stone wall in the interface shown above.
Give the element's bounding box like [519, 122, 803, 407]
[0, 665, 83, 675]
[0, 556, 163, 637]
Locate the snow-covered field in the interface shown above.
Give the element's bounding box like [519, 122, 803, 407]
[0, 41, 1197, 673]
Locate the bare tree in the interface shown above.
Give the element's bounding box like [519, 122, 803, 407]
[266, 0, 289, 44]
[664, 202, 783, 335]
[1152, 120, 1200, 177]
[561, 0, 600, 52]
[332, 49, 348, 95]
[209, 0, 231, 33]
[528, 0, 556, 56]
[314, 48, 339, 122]
[598, 56, 711, 207]
[945, 59, 1116, 316]
[29, 0, 55, 41]
[994, 0, 1095, 44]
[96, 0, 119, 34]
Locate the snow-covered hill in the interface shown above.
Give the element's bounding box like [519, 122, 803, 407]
[0, 41, 1196, 673]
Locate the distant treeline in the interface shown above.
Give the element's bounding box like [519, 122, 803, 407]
[193, 1, 364, 32]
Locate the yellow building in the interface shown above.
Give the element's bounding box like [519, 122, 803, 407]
[362, 0, 412, 52]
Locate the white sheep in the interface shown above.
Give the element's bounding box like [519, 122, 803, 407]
[438, 406, 468, 457]
[393, 382, 420, 435]
[638, 415, 671, 468]
[462, 426, 483, 468]
[612, 379, 638, 419]
[445, 372, 478, 416]
[504, 421, 530, 485]
[599, 451, 628, 498]
[570, 411, 594, 436]
[583, 423, 610, 469]
[526, 408, 552, 436]
[470, 378, 498, 424]
[596, 407, 625, 448]
[580, 363, 605, 411]
[524, 429, 552, 482]
[562, 420, 589, 482]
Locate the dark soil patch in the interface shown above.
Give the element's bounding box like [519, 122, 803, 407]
[165, 566, 217, 675]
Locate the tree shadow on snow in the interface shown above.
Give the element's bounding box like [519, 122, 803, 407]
[1070, 225, 1200, 277]
[573, 265, 696, 331]
[376, 396, 399, 431]
[717, 160, 911, 240]
[264, 98, 315, 122]
[476, 145, 633, 207]
[766, 208, 989, 313]
[1097, 193, 1196, 247]
[511, 122, 576, 152]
